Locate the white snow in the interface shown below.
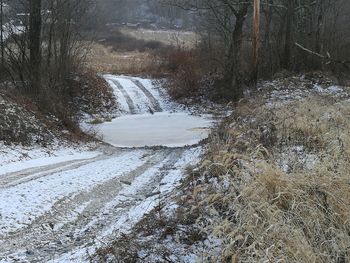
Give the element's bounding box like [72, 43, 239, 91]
[132, 77, 183, 112]
[314, 84, 347, 97]
[118, 77, 153, 113]
[90, 75, 214, 147]
[0, 150, 147, 235]
[0, 73, 211, 262]
[0, 149, 100, 176]
[53, 147, 203, 263]
[105, 79, 130, 114]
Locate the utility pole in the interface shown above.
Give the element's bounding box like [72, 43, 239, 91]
[252, 0, 260, 88]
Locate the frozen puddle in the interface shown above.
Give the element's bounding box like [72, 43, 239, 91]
[98, 112, 212, 147]
[96, 75, 213, 147]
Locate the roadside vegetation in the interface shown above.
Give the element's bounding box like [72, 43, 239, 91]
[191, 79, 350, 262]
[0, 1, 117, 145]
[93, 74, 350, 262]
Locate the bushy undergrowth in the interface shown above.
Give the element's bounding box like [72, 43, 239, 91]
[190, 94, 350, 262]
[0, 93, 55, 145]
[163, 48, 222, 102]
[69, 70, 117, 119]
[164, 50, 202, 99]
[0, 69, 117, 145]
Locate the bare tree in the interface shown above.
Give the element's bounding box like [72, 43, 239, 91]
[169, 0, 252, 100]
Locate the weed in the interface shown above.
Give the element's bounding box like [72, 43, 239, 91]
[89, 118, 104, 125]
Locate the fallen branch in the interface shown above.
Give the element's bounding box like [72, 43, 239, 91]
[295, 42, 350, 69]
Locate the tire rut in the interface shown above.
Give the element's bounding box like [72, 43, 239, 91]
[0, 148, 185, 262]
[0, 148, 119, 189]
[128, 78, 163, 112]
[110, 79, 137, 114]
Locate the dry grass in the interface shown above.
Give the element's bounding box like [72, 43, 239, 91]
[119, 28, 199, 49]
[87, 28, 199, 76]
[86, 43, 165, 75]
[191, 94, 350, 262]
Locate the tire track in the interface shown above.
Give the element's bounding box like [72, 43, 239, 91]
[110, 79, 137, 114]
[0, 148, 185, 262]
[0, 146, 118, 189]
[129, 78, 163, 112]
[0, 153, 115, 189]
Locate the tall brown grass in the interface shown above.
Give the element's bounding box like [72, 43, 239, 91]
[192, 95, 350, 262]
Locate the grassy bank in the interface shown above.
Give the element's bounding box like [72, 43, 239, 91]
[92, 74, 350, 262]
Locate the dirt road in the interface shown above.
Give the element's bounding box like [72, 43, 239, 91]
[0, 76, 211, 262]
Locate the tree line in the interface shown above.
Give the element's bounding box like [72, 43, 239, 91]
[1, 0, 349, 104]
[0, 0, 96, 111]
[168, 0, 350, 100]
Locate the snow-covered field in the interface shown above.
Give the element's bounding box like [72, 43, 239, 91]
[0, 75, 210, 262]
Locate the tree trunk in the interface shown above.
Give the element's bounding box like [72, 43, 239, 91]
[283, 0, 294, 69]
[0, 0, 4, 71]
[251, 0, 260, 87]
[29, 0, 42, 96]
[222, 4, 249, 101]
[263, 0, 274, 77]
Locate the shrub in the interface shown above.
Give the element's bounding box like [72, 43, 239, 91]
[163, 49, 203, 100]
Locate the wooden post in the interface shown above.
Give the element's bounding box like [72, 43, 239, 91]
[252, 0, 260, 87]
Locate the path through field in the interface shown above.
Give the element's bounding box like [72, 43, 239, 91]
[0, 75, 212, 262]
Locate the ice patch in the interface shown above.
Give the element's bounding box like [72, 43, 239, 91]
[97, 112, 212, 147]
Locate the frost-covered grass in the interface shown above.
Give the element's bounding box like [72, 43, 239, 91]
[182, 76, 350, 262]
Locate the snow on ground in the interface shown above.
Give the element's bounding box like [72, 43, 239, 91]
[313, 84, 348, 97]
[103, 74, 185, 114]
[0, 73, 210, 262]
[105, 79, 130, 114]
[53, 147, 202, 263]
[132, 77, 184, 112]
[0, 150, 146, 235]
[83, 75, 214, 147]
[261, 75, 349, 108]
[0, 143, 100, 176]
